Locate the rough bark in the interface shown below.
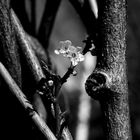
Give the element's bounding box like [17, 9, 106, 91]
[85, 0, 132, 139]
[0, 2, 29, 140]
[11, 9, 73, 140]
[0, 62, 57, 140]
[0, 1, 22, 87]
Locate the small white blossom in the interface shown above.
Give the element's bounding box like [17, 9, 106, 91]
[54, 40, 84, 66]
[72, 70, 78, 76]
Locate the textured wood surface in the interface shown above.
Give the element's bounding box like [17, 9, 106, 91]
[85, 0, 132, 139]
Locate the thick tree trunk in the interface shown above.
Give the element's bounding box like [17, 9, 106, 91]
[85, 0, 132, 139]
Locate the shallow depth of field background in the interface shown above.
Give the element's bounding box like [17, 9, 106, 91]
[10, 0, 140, 139]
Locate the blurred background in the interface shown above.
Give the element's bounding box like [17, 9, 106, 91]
[9, 0, 140, 139]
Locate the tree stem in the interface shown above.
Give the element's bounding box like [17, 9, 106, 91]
[11, 8, 73, 140]
[0, 2, 22, 87]
[85, 0, 132, 139]
[0, 62, 57, 140]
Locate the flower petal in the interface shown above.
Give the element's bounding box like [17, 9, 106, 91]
[54, 50, 60, 55]
[65, 40, 72, 46]
[54, 40, 85, 66]
[78, 54, 85, 61]
[68, 45, 77, 52]
[76, 46, 83, 52]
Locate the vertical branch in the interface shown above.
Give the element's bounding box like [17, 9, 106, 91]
[11, 9, 48, 122]
[0, 1, 22, 87]
[85, 0, 132, 139]
[10, 0, 31, 35]
[11, 9, 45, 82]
[11, 9, 73, 140]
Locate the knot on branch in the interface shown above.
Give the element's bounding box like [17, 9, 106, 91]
[85, 72, 111, 100]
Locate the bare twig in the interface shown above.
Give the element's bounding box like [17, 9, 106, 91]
[41, 60, 73, 140]
[11, 8, 73, 140]
[0, 62, 57, 140]
[61, 64, 75, 85]
[69, 0, 98, 57]
[27, 35, 49, 64]
[11, 8, 50, 127]
[11, 9, 45, 82]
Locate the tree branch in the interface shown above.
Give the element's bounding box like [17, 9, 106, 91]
[11, 8, 50, 128]
[0, 62, 57, 140]
[10, 0, 31, 35]
[0, 1, 22, 87]
[27, 35, 48, 63]
[85, 0, 132, 139]
[11, 9, 45, 82]
[11, 9, 73, 140]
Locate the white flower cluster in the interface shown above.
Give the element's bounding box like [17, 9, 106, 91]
[54, 40, 84, 66]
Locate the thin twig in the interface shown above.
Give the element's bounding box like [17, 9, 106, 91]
[27, 35, 49, 64]
[11, 8, 51, 128]
[0, 62, 57, 140]
[61, 64, 75, 85]
[11, 9, 45, 82]
[68, 0, 99, 57]
[11, 8, 73, 140]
